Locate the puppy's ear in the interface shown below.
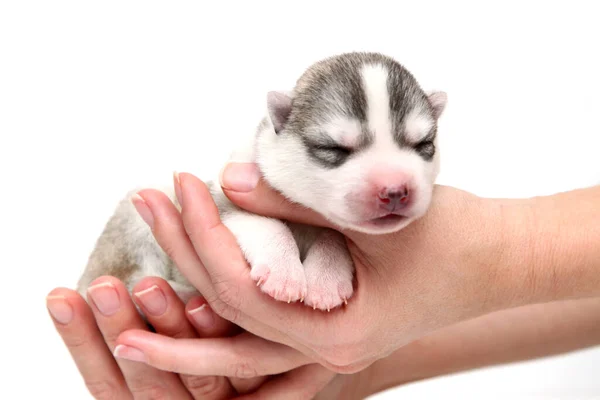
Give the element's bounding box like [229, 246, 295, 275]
[267, 91, 293, 133]
[427, 91, 447, 120]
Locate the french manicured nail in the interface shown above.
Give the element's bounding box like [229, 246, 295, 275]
[219, 163, 260, 192]
[188, 303, 215, 329]
[173, 171, 183, 207]
[131, 193, 154, 229]
[134, 285, 167, 316]
[114, 344, 147, 363]
[46, 295, 73, 324]
[87, 282, 121, 316]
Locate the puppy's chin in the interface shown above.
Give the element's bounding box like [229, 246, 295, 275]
[352, 216, 414, 235]
[325, 213, 415, 235]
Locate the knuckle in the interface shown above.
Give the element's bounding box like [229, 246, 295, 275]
[322, 352, 372, 375]
[145, 353, 176, 374]
[231, 360, 259, 379]
[168, 325, 189, 340]
[214, 279, 241, 309]
[85, 380, 121, 400]
[327, 362, 361, 374]
[156, 241, 178, 264]
[207, 292, 241, 324]
[182, 375, 224, 395]
[322, 361, 348, 374]
[62, 332, 90, 349]
[182, 216, 206, 240]
[215, 303, 242, 324]
[160, 322, 189, 340]
[99, 332, 121, 348]
[320, 347, 360, 372]
[129, 382, 170, 400]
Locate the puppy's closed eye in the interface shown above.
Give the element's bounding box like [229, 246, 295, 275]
[308, 143, 353, 166]
[414, 139, 435, 160]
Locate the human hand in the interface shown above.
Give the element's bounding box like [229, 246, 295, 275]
[47, 276, 600, 399]
[47, 275, 382, 399]
[46, 275, 271, 399]
[111, 168, 533, 375]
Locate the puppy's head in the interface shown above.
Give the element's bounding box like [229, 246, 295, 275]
[256, 52, 447, 234]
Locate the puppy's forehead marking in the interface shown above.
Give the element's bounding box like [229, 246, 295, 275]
[288, 52, 435, 153]
[360, 63, 392, 146]
[404, 108, 433, 143]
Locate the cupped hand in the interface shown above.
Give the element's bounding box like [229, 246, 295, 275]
[47, 275, 268, 399]
[47, 275, 375, 399]
[113, 166, 527, 376]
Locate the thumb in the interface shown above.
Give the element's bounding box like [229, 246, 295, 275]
[219, 162, 336, 229]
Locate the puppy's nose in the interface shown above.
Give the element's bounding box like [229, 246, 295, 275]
[378, 186, 410, 211]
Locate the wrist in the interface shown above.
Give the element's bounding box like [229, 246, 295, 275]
[360, 343, 437, 397]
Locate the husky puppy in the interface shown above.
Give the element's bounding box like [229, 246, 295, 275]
[78, 52, 447, 311]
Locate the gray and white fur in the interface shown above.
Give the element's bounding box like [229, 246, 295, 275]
[77, 52, 447, 311]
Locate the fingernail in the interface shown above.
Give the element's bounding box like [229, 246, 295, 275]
[46, 295, 73, 324]
[134, 285, 167, 316]
[87, 282, 121, 316]
[219, 162, 260, 192]
[188, 303, 215, 329]
[173, 171, 183, 207]
[131, 193, 154, 229]
[114, 344, 147, 363]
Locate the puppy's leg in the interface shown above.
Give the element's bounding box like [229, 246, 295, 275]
[300, 228, 355, 311]
[77, 187, 183, 301]
[208, 182, 307, 303]
[221, 210, 307, 303]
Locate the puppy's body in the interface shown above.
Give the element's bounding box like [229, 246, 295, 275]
[78, 52, 447, 311]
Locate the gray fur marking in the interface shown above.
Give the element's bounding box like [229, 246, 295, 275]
[282, 52, 437, 168]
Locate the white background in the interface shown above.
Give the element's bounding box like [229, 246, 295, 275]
[1, 1, 599, 399]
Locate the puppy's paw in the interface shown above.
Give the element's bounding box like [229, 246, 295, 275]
[303, 262, 354, 311]
[221, 211, 307, 304]
[302, 229, 355, 311]
[251, 257, 307, 303]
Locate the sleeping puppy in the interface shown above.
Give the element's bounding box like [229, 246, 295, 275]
[77, 52, 447, 312]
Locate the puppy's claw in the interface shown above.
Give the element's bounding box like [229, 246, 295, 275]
[256, 278, 263, 287]
[343, 297, 348, 305]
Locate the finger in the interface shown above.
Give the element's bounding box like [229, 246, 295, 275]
[134, 188, 216, 303]
[116, 330, 311, 378]
[136, 187, 253, 330]
[228, 376, 267, 397]
[176, 173, 334, 341]
[219, 162, 335, 229]
[139, 185, 310, 353]
[236, 364, 336, 400]
[132, 277, 198, 339]
[47, 288, 132, 399]
[185, 296, 239, 338]
[177, 172, 251, 299]
[132, 279, 237, 400]
[85, 276, 193, 399]
[184, 298, 266, 395]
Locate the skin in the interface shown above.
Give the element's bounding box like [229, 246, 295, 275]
[46, 163, 600, 397]
[48, 277, 600, 400]
[104, 164, 599, 375]
[47, 280, 600, 399]
[47, 276, 268, 399]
